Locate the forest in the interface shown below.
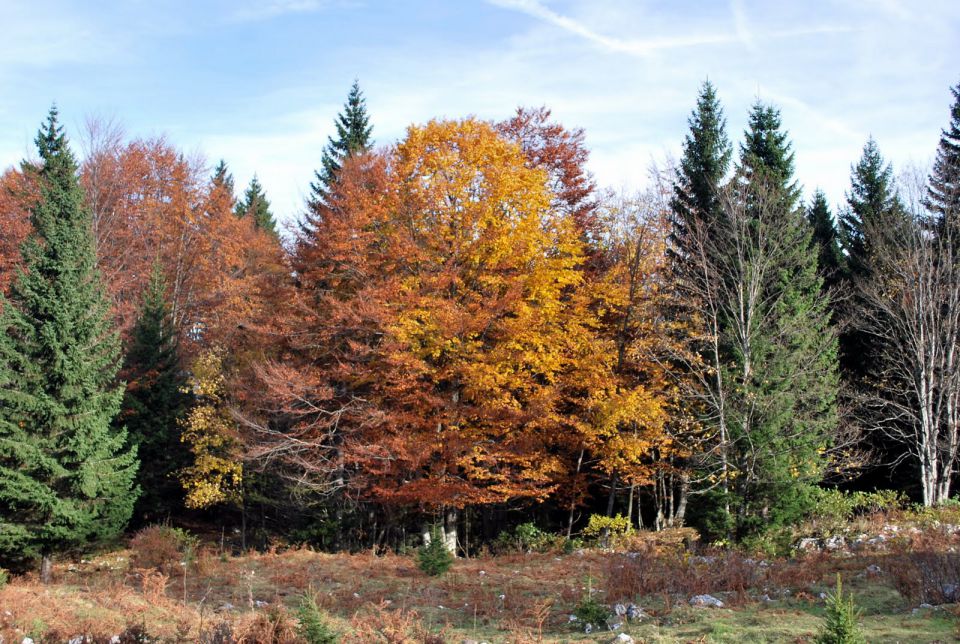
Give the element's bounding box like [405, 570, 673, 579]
[1, 74, 960, 595]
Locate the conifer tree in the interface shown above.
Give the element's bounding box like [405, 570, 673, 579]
[0, 108, 137, 579]
[807, 189, 845, 290]
[839, 138, 906, 280]
[235, 175, 277, 236]
[307, 80, 373, 210]
[927, 81, 960, 227]
[212, 159, 235, 198]
[670, 80, 732, 251]
[121, 263, 189, 523]
[717, 102, 837, 537]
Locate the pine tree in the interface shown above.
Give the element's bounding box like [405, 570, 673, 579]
[927, 81, 960, 228]
[211, 159, 235, 198]
[235, 175, 277, 236]
[307, 80, 373, 210]
[670, 80, 732, 251]
[839, 138, 906, 280]
[807, 189, 845, 289]
[0, 108, 138, 579]
[121, 263, 189, 523]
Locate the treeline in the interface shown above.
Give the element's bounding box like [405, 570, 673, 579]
[0, 78, 959, 574]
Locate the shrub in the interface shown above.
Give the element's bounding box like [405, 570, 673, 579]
[297, 591, 339, 644]
[815, 574, 865, 644]
[130, 525, 199, 573]
[493, 522, 563, 553]
[582, 514, 633, 547]
[417, 524, 453, 576]
[572, 577, 609, 630]
[808, 489, 907, 537]
[0, 568, 7, 589]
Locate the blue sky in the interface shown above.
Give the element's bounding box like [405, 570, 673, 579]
[1, 0, 958, 224]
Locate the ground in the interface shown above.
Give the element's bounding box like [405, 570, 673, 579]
[1, 511, 959, 643]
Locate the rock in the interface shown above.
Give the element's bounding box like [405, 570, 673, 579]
[797, 537, 820, 551]
[867, 535, 886, 546]
[22, 639, 35, 644]
[610, 634, 635, 644]
[626, 603, 645, 621]
[68, 638, 84, 644]
[110, 637, 121, 644]
[689, 594, 724, 608]
[609, 622, 623, 631]
[584, 623, 593, 634]
[866, 564, 881, 575]
[819, 592, 828, 599]
[217, 602, 235, 612]
[759, 594, 772, 602]
[568, 614, 578, 622]
[613, 603, 627, 617]
[941, 583, 959, 602]
[254, 599, 269, 608]
[823, 536, 845, 551]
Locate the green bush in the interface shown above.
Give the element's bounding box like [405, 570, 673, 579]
[582, 514, 633, 547]
[815, 574, 865, 644]
[809, 489, 906, 536]
[572, 577, 609, 629]
[0, 568, 8, 588]
[297, 591, 339, 644]
[417, 525, 453, 576]
[494, 522, 562, 553]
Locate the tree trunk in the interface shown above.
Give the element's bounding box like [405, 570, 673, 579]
[40, 554, 53, 584]
[567, 449, 585, 538]
[444, 507, 458, 555]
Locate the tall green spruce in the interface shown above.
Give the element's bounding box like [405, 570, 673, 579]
[725, 103, 838, 538]
[306, 80, 373, 211]
[927, 81, 960, 226]
[235, 175, 277, 236]
[0, 108, 138, 579]
[121, 264, 189, 524]
[670, 79, 732, 249]
[807, 189, 845, 291]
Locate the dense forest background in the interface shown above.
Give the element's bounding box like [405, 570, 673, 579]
[1, 77, 959, 575]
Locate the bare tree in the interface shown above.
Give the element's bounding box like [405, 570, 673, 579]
[857, 165, 960, 505]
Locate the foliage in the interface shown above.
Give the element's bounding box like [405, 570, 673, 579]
[815, 575, 866, 644]
[572, 577, 609, 629]
[582, 514, 633, 546]
[0, 108, 138, 573]
[807, 489, 906, 536]
[494, 522, 562, 553]
[235, 175, 277, 236]
[129, 524, 199, 573]
[297, 590, 340, 644]
[178, 350, 243, 510]
[121, 263, 190, 523]
[417, 525, 453, 577]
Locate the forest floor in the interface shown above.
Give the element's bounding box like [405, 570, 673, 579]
[2, 510, 959, 643]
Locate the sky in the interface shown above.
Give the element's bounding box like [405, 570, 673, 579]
[1, 0, 959, 224]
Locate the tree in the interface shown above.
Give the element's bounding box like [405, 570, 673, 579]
[0, 168, 36, 295]
[179, 350, 243, 510]
[0, 108, 138, 580]
[121, 263, 190, 522]
[235, 175, 277, 236]
[670, 80, 732, 255]
[673, 102, 838, 539]
[807, 189, 845, 290]
[307, 80, 374, 211]
[927, 81, 960, 228]
[840, 138, 906, 282]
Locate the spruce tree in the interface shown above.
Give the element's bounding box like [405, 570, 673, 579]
[121, 263, 189, 523]
[724, 102, 838, 537]
[670, 80, 732, 251]
[212, 159, 235, 197]
[839, 138, 906, 280]
[927, 81, 960, 227]
[235, 175, 277, 236]
[0, 108, 137, 579]
[307, 80, 373, 210]
[807, 189, 845, 290]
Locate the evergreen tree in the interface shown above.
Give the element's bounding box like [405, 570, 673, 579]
[724, 102, 838, 536]
[670, 80, 732, 251]
[0, 108, 138, 579]
[307, 80, 373, 210]
[121, 263, 189, 523]
[211, 159, 235, 197]
[807, 189, 845, 290]
[235, 175, 277, 236]
[839, 138, 906, 280]
[927, 81, 960, 227]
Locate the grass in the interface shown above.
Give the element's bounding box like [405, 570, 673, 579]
[1, 519, 959, 642]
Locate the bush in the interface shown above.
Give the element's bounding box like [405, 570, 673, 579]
[493, 522, 564, 553]
[417, 524, 453, 576]
[0, 568, 7, 589]
[297, 591, 339, 644]
[815, 574, 865, 644]
[582, 514, 633, 547]
[809, 489, 907, 537]
[130, 525, 199, 573]
[572, 577, 609, 630]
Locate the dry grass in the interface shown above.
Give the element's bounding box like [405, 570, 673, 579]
[2, 514, 959, 642]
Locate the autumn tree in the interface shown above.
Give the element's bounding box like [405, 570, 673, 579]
[0, 109, 137, 580]
[0, 169, 35, 294]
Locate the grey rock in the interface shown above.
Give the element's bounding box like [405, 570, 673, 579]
[824, 535, 845, 551]
[866, 564, 881, 575]
[613, 603, 627, 617]
[797, 537, 820, 551]
[610, 634, 635, 644]
[626, 603, 645, 621]
[690, 594, 724, 608]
